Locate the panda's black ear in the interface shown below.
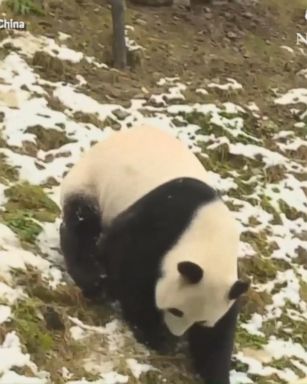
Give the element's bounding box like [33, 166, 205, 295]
[177, 261, 203, 284]
[229, 279, 250, 300]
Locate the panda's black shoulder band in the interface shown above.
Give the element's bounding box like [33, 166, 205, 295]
[164, 177, 219, 205]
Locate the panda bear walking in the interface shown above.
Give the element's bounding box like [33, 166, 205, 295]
[59, 124, 249, 384]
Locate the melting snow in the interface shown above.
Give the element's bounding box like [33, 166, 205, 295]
[275, 88, 307, 105]
[67, 375, 128, 384]
[0, 32, 84, 63]
[0, 282, 25, 304]
[126, 359, 157, 379]
[208, 78, 243, 91]
[0, 371, 46, 384]
[0, 305, 11, 324]
[0, 332, 45, 380]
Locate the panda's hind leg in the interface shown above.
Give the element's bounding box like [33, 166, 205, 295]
[60, 194, 105, 298]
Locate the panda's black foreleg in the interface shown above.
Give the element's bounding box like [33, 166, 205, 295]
[122, 299, 167, 350]
[187, 301, 239, 384]
[119, 286, 172, 352]
[60, 195, 106, 299]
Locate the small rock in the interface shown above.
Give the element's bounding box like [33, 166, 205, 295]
[32, 51, 64, 78]
[35, 160, 45, 170]
[172, 118, 187, 127]
[44, 33, 56, 39]
[44, 154, 55, 163]
[2, 42, 15, 50]
[43, 306, 65, 331]
[135, 19, 147, 26]
[112, 108, 130, 121]
[20, 84, 30, 91]
[111, 123, 122, 131]
[243, 12, 253, 19]
[227, 31, 238, 40]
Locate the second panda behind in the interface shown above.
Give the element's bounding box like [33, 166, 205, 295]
[59, 124, 249, 384]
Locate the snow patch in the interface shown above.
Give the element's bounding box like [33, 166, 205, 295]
[208, 78, 243, 91]
[126, 359, 157, 379]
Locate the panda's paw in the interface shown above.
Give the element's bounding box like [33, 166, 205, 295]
[81, 278, 107, 300]
[132, 326, 171, 352]
[131, 327, 157, 348]
[145, 336, 166, 352]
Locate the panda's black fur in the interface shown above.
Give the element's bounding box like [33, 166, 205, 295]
[59, 195, 105, 298]
[60, 176, 240, 384]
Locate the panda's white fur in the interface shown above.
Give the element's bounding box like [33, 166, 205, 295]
[60, 124, 210, 225]
[60, 123, 241, 338]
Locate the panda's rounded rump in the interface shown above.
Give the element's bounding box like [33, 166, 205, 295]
[60, 124, 211, 224]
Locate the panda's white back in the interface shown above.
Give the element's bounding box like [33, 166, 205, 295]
[60, 124, 209, 224]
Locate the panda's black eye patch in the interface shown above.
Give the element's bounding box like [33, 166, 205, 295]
[168, 308, 184, 317]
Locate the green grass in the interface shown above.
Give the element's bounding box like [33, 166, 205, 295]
[5, 0, 44, 16]
[25, 125, 75, 151]
[278, 199, 305, 221]
[0, 154, 19, 184]
[236, 327, 267, 350]
[4, 182, 60, 222]
[260, 194, 283, 225]
[240, 288, 272, 322]
[270, 357, 306, 378]
[0, 182, 60, 246]
[1, 211, 42, 244]
[300, 280, 307, 302]
[240, 230, 280, 260]
[180, 110, 259, 145]
[262, 309, 307, 345]
[12, 298, 55, 356]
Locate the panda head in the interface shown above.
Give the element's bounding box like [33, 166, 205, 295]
[155, 201, 249, 336]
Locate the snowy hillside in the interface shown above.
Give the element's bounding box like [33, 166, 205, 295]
[0, 1, 306, 383]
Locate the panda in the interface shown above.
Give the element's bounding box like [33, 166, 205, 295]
[59, 123, 250, 384]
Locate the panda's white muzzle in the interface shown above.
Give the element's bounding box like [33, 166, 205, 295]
[164, 312, 193, 336]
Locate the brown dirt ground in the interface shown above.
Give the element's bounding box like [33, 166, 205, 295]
[1, 0, 307, 117]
